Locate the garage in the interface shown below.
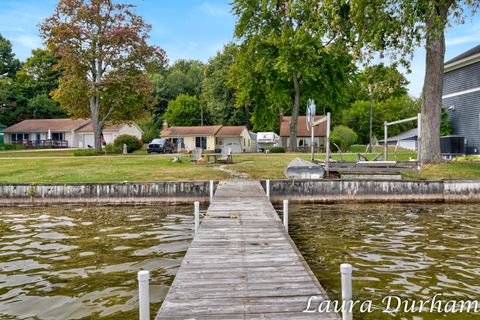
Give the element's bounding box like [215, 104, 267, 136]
[80, 134, 95, 148]
[222, 138, 242, 153]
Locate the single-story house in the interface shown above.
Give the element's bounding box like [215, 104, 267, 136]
[379, 128, 418, 151]
[442, 44, 480, 154]
[160, 122, 255, 153]
[3, 118, 142, 148]
[279, 115, 327, 150]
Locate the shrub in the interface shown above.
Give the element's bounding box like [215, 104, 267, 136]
[269, 146, 286, 153]
[74, 149, 100, 156]
[2, 144, 15, 150]
[331, 125, 358, 152]
[104, 143, 121, 154]
[113, 134, 143, 153]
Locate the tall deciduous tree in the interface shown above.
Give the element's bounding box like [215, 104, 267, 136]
[350, 63, 409, 102]
[203, 44, 249, 126]
[150, 59, 204, 125]
[163, 94, 208, 126]
[40, 0, 165, 150]
[0, 33, 21, 78]
[330, 0, 479, 162]
[231, 0, 352, 150]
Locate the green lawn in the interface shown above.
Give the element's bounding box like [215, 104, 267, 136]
[0, 156, 229, 183]
[0, 149, 479, 182]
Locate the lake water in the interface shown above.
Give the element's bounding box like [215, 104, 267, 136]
[2, 203, 479, 320]
[0, 205, 193, 320]
[288, 203, 480, 320]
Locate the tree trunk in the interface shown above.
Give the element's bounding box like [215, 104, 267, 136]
[420, 18, 446, 163]
[90, 96, 102, 151]
[288, 73, 301, 152]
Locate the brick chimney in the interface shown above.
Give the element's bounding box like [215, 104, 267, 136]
[279, 112, 284, 123]
[163, 120, 168, 130]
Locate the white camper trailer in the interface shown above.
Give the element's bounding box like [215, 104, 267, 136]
[256, 132, 280, 151]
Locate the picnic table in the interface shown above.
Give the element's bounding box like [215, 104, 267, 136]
[206, 151, 232, 164]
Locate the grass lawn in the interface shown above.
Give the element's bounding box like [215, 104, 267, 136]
[0, 149, 479, 182]
[403, 162, 480, 180]
[0, 149, 77, 157]
[0, 156, 229, 183]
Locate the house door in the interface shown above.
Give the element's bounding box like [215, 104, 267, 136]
[35, 133, 41, 146]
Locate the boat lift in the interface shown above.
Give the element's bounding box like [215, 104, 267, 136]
[383, 113, 422, 167]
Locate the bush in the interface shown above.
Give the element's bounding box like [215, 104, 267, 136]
[269, 146, 286, 153]
[104, 143, 121, 154]
[113, 134, 143, 153]
[331, 125, 358, 152]
[74, 149, 100, 156]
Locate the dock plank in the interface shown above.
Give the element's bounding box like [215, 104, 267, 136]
[156, 180, 338, 319]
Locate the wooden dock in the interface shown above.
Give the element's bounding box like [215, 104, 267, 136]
[156, 180, 338, 319]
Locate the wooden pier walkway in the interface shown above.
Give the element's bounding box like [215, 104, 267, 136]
[156, 180, 338, 319]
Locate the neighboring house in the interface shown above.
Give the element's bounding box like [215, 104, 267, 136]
[76, 122, 144, 148]
[279, 115, 327, 150]
[443, 44, 480, 154]
[0, 124, 6, 144]
[160, 122, 255, 153]
[3, 118, 142, 148]
[379, 128, 418, 151]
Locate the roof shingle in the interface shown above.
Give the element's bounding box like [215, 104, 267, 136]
[3, 119, 89, 133]
[216, 126, 247, 137]
[161, 125, 222, 137]
[280, 116, 327, 137]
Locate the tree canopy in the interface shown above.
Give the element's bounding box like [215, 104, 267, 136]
[40, 0, 165, 150]
[150, 59, 205, 125]
[163, 94, 208, 126]
[326, 0, 480, 162]
[230, 0, 353, 149]
[0, 34, 21, 78]
[203, 43, 249, 126]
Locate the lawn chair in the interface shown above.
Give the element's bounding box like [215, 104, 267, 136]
[217, 147, 232, 164]
[372, 153, 383, 161]
[190, 148, 203, 163]
[357, 153, 369, 161]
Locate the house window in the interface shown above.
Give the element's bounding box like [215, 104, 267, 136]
[195, 136, 207, 149]
[11, 133, 29, 141]
[52, 132, 64, 141]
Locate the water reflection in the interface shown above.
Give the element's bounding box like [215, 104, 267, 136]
[0, 206, 193, 319]
[289, 203, 480, 320]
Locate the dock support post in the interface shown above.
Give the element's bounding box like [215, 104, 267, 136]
[266, 180, 270, 199]
[340, 263, 353, 320]
[283, 200, 288, 232]
[138, 270, 150, 320]
[209, 180, 214, 202]
[194, 201, 200, 237]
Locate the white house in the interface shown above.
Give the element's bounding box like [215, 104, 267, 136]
[3, 118, 143, 148]
[160, 123, 255, 153]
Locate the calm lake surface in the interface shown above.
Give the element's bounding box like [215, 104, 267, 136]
[288, 203, 480, 320]
[2, 204, 479, 320]
[0, 205, 193, 320]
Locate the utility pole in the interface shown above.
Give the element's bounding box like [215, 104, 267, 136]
[200, 105, 204, 126]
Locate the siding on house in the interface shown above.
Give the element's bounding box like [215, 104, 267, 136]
[443, 61, 480, 96]
[443, 90, 480, 149]
[442, 55, 480, 151]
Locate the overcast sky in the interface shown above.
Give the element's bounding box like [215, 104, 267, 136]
[1, 0, 479, 97]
